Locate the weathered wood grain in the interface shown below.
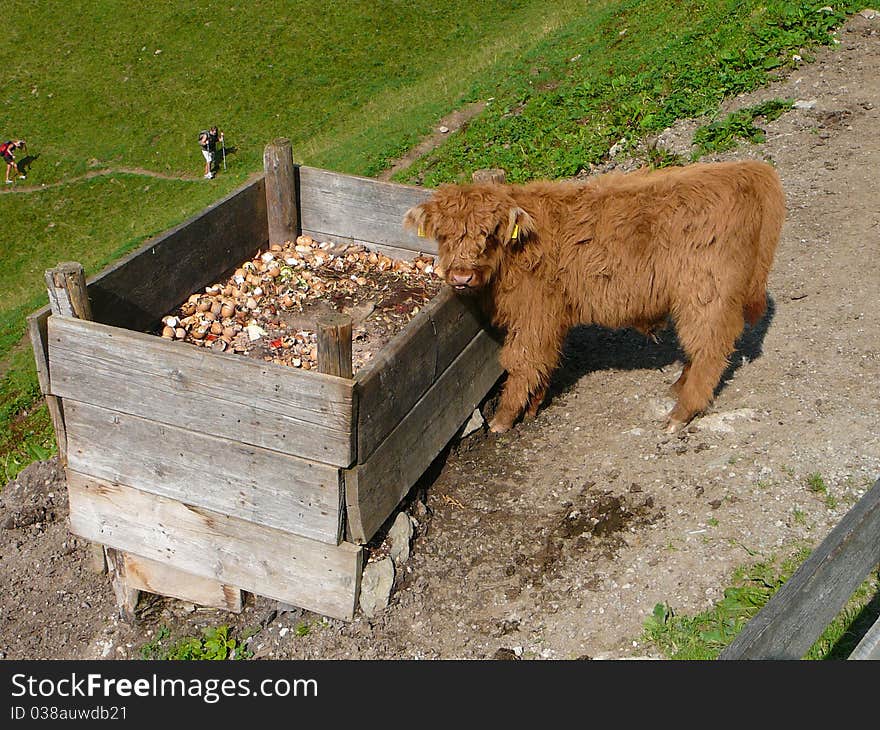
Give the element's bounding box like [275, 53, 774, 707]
[120, 552, 243, 613]
[64, 400, 344, 544]
[298, 166, 434, 255]
[26, 306, 67, 464]
[85, 178, 268, 332]
[719, 477, 880, 659]
[48, 316, 356, 467]
[105, 547, 140, 621]
[428, 287, 493, 377]
[355, 286, 494, 462]
[318, 313, 353, 380]
[264, 139, 300, 246]
[45, 262, 93, 320]
[848, 614, 880, 660]
[345, 329, 504, 543]
[67, 472, 363, 621]
[471, 168, 507, 184]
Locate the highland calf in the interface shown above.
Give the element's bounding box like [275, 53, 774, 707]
[404, 161, 785, 433]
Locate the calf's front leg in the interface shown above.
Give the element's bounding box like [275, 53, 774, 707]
[489, 330, 562, 433]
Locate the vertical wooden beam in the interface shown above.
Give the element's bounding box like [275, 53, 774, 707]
[318, 313, 353, 380]
[471, 168, 507, 184]
[263, 138, 300, 246]
[44, 261, 140, 621]
[105, 545, 140, 622]
[44, 262, 93, 320]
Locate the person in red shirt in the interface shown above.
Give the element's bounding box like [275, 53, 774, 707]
[1, 139, 26, 184]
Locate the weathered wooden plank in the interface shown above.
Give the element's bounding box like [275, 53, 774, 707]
[48, 316, 356, 467]
[355, 287, 492, 463]
[848, 614, 880, 660]
[86, 177, 268, 332]
[67, 472, 363, 621]
[297, 233, 435, 266]
[345, 329, 504, 543]
[64, 400, 344, 544]
[120, 552, 243, 613]
[428, 288, 493, 377]
[719, 478, 880, 660]
[355, 304, 438, 462]
[26, 306, 67, 464]
[298, 166, 434, 254]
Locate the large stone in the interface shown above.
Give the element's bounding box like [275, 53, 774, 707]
[388, 512, 414, 566]
[460, 408, 485, 438]
[359, 558, 395, 618]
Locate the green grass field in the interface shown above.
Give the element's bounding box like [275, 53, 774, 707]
[0, 0, 860, 482]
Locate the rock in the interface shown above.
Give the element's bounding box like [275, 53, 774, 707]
[276, 601, 304, 620]
[359, 558, 395, 617]
[460, 408, 485, 438]
[794, 99, 817, 109]
[388, 512, 414, 565]
[492, 647, 520, 660]
[859, 9, 879, 20]
[86, 543, 108, 574]
[693, 408, 758, 433]
[412, 500, 429, 521]
[438, 125, 450, 134]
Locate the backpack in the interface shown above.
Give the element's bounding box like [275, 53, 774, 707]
[198, 130, 210, 147]
[0, 142, 9, 156]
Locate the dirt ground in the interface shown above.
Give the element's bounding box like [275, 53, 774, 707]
[2, 12, 879, 661]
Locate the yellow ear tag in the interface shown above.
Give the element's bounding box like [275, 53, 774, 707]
[511, 223, 520, 240]
[418, 224, 425, 238]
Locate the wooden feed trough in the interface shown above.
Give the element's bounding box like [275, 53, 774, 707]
[28, 140, 504, 621]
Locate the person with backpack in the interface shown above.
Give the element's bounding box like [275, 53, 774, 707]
[198, 126, 223, 179]
[1, 139, 26, 184]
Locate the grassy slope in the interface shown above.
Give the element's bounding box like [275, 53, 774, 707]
[398, 0, 860, 184]
[4, 0, 593, 180]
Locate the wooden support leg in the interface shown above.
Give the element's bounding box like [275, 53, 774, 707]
[105, 547, 140, 622]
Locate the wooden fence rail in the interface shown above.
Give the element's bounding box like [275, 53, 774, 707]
[719, 477, 880, 660]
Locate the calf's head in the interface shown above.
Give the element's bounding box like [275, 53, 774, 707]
[403, 184, 535, 292]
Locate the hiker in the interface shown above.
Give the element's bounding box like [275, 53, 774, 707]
[1, 139, 26, 183]
[198, 126, 223, 179]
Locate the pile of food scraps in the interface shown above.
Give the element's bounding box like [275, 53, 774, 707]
[155, 235, 442, 373]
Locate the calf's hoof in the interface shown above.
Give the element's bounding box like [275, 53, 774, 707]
[664, 417, 687, 434]
[488, 417, 512, 434]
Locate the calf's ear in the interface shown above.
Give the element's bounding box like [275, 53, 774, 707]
[502, 207, 536, 244]
[403, 204, 430, 238]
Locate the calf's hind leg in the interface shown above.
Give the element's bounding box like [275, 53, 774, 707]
[666, 305, 744, 432]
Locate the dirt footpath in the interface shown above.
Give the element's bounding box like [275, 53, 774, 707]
[1, 12, 879, 661]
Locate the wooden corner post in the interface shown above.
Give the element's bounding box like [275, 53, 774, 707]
[45, 262, 93, 320]
[471, 168, 507, 184]
[44, 262, 140, 621]
[263, 138, 300, 246]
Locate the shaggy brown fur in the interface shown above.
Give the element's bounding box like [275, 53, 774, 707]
[404, 161, 785, 433]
